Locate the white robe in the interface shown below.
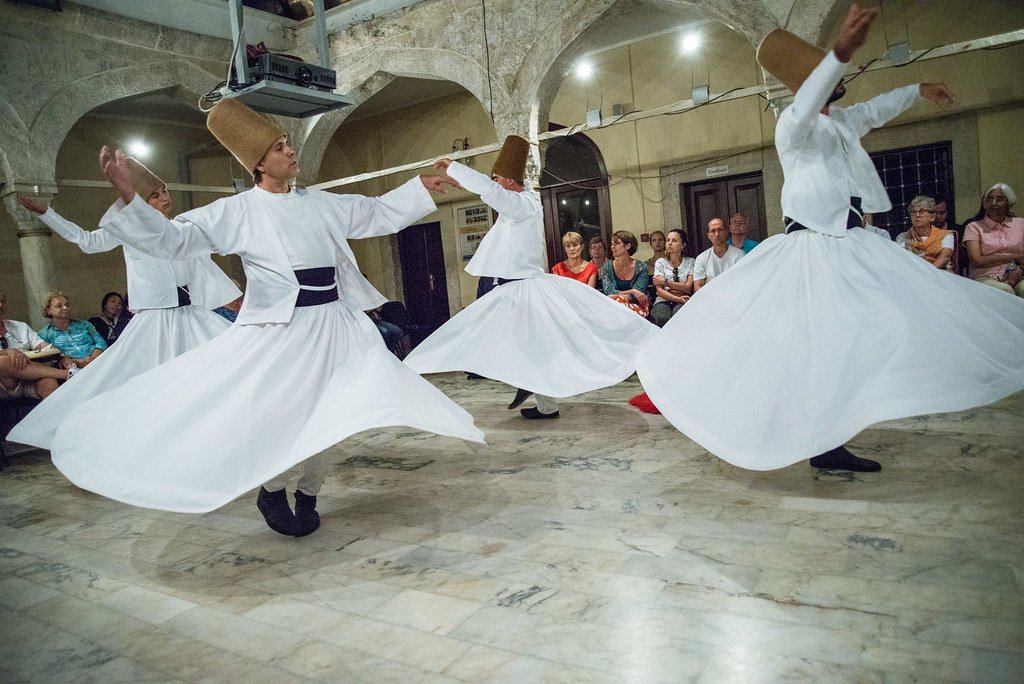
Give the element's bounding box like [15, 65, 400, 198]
[635, 51, 1024, 470]
[46, 180, 484, 513]
[8, 210, 239, 450]
[406, 162, 658, 397]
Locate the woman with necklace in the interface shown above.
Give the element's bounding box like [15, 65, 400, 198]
[89, 292, 131, 346]
[551, 231, 598, 287]
[600, 230, 651, 317]
[651, 228, 694, 327]
[896, 195, 954, 270]
[37, 292, 106, 369]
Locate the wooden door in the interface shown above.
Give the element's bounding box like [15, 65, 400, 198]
[682, 173, 766, 254]
[397, 222, 450, 345]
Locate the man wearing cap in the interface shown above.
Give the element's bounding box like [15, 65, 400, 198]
[405, 136, 657, 418]
[46, 98, 483, 537]
[10, 159, 239, 450]
[635, 2, 1024, 473]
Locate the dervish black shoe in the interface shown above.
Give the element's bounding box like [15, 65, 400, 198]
[520, 407, 559, 420]
[809, 446, 881, 472]
[466, 372, 485, 380]
[256, 487, 298, 536]
[293, 491, 321, 537]
[507, 388, 534, 410]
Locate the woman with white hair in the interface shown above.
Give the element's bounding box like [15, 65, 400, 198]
[963, 183, 1024, 297]
[895, 195, 955, 270]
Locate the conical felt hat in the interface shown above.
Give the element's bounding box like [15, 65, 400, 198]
[207, 98, 286, 174]
[124, 157, 164, 199]
[756, 29, 826, 93]
[491, 135, 529, 183]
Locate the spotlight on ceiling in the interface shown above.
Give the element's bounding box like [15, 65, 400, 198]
[681, 32, 702, 55]
[126, 140, 150, 158]
[575, 61, 594, 79]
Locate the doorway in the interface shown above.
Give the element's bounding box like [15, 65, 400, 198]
[397, 221, 450, 345]
[682, 173, 766, 255]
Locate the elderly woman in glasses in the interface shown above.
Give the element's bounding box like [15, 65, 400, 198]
[963, 183, 1024, 297]
[651, 229, 694, 327]
[895, 195, 954, 270]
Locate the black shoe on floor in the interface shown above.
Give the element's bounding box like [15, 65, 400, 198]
[507, 388, 534, 410]
[809, 446, 881, 472]
[520, 407, 559, 420]
[256, 487, 298, 535]
[466, 372, 485, 380]
[293, 491, 321, 537]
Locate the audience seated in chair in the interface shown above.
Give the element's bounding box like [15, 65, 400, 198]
[89, 291, 131, 346]
[895, 195, 955, 270]
[693, 218, 744, 292]
[1, 288, 73, 402]
[962, 183, 1024, 297]
[601, 230, 651, 317]
[37, 290, 106, 369]
[651, 228, 694, 327]
[551, 231, 598, 287]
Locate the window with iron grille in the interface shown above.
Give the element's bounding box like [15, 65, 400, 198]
[869, 141, 954, 238]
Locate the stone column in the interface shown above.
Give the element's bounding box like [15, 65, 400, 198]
[3, 189, 56, 329]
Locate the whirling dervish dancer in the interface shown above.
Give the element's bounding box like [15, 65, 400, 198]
[405, 136, 658, 419]
[47, 99, 483, 537]
[11, 159, 239, 449]
[634, 2, 1024, 472]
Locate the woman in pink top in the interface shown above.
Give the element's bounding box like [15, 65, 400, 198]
[963, 183, 1024, 298]
[551, 231, 598, 287]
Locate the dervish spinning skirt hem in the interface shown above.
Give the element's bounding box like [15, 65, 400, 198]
[49, 299, 484, 513]
[635, 227, 1024, 470]
[8, 306, 231, 450]
[405, 273, 659, 397]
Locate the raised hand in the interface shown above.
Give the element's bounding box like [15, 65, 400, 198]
[17, 195, 47, 215]
[919, 82, 955, 108]
[434, 158, 453, 172]
[99, 146, 135, 203]
[420, 175, 461, 194]
[833, 2, 880, 64]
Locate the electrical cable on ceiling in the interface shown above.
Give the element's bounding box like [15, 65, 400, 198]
[481, 0, 494, 121]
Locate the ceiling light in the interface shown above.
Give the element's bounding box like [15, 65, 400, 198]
[681, 32, 702, 54]
[126, 140, 150, 158]
[575, 61, 594, 79]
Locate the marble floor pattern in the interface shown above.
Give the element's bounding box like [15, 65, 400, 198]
[0, 373, 1022, 682]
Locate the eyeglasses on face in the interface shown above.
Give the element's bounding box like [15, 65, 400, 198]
[910, 209, 935, 215]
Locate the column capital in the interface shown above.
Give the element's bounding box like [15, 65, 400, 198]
[2, 191, 55, 238]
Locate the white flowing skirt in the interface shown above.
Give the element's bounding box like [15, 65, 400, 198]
[8, 306, 230, 450]
[49, 300, 484, 513]
[405, 274, 659, 397]
[635, 227, 1024, 470]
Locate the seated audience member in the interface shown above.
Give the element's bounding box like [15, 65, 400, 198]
[589, 236, 609, 290]
[963, 183, 1024, 297]
[645, 230, 666, 273]
[213, 282, 244, 322]
[693, 218, 744, 292]
[551, 231, 598, 287]
[367, 308, 406, 356]
[37, 291, 106, 368]
[860, 212, 892, 240]
[651, 228, 695, 327]
[895, 195, 955, 270]
[1, 288, 74, 400]
[89, 291, 131, 346]
[728, 213, 759, 253]
[932, 197, 962, 238]
[601, 230, 651, 317]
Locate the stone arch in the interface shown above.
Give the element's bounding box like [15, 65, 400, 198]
[23, 59, 221, 183]
[521, 0, 781, 145]
[783, 0, 848, 45]
[298, 47, 504, 183]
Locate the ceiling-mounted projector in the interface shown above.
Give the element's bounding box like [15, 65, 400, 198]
[222, 0, 353, 118]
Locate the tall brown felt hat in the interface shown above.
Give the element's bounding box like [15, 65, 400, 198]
[491, 135, 529, 183]
[756, 29, 826, 93]
[207, 98, 287, 174]
[124, 157, 164, 199]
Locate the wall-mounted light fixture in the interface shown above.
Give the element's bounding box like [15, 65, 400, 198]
[452, 137, 472, 166]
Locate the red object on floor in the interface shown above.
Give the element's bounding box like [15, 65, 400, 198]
[629, 392, 661, 414]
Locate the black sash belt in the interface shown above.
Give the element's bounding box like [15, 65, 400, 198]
[785, 197, 863, 233]
[497, 278, 522, 286]
[295, 267, 339, 307]
[176, 285, 191, 307]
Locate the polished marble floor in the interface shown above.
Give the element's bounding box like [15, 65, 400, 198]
[1, 374, 1022, 682]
